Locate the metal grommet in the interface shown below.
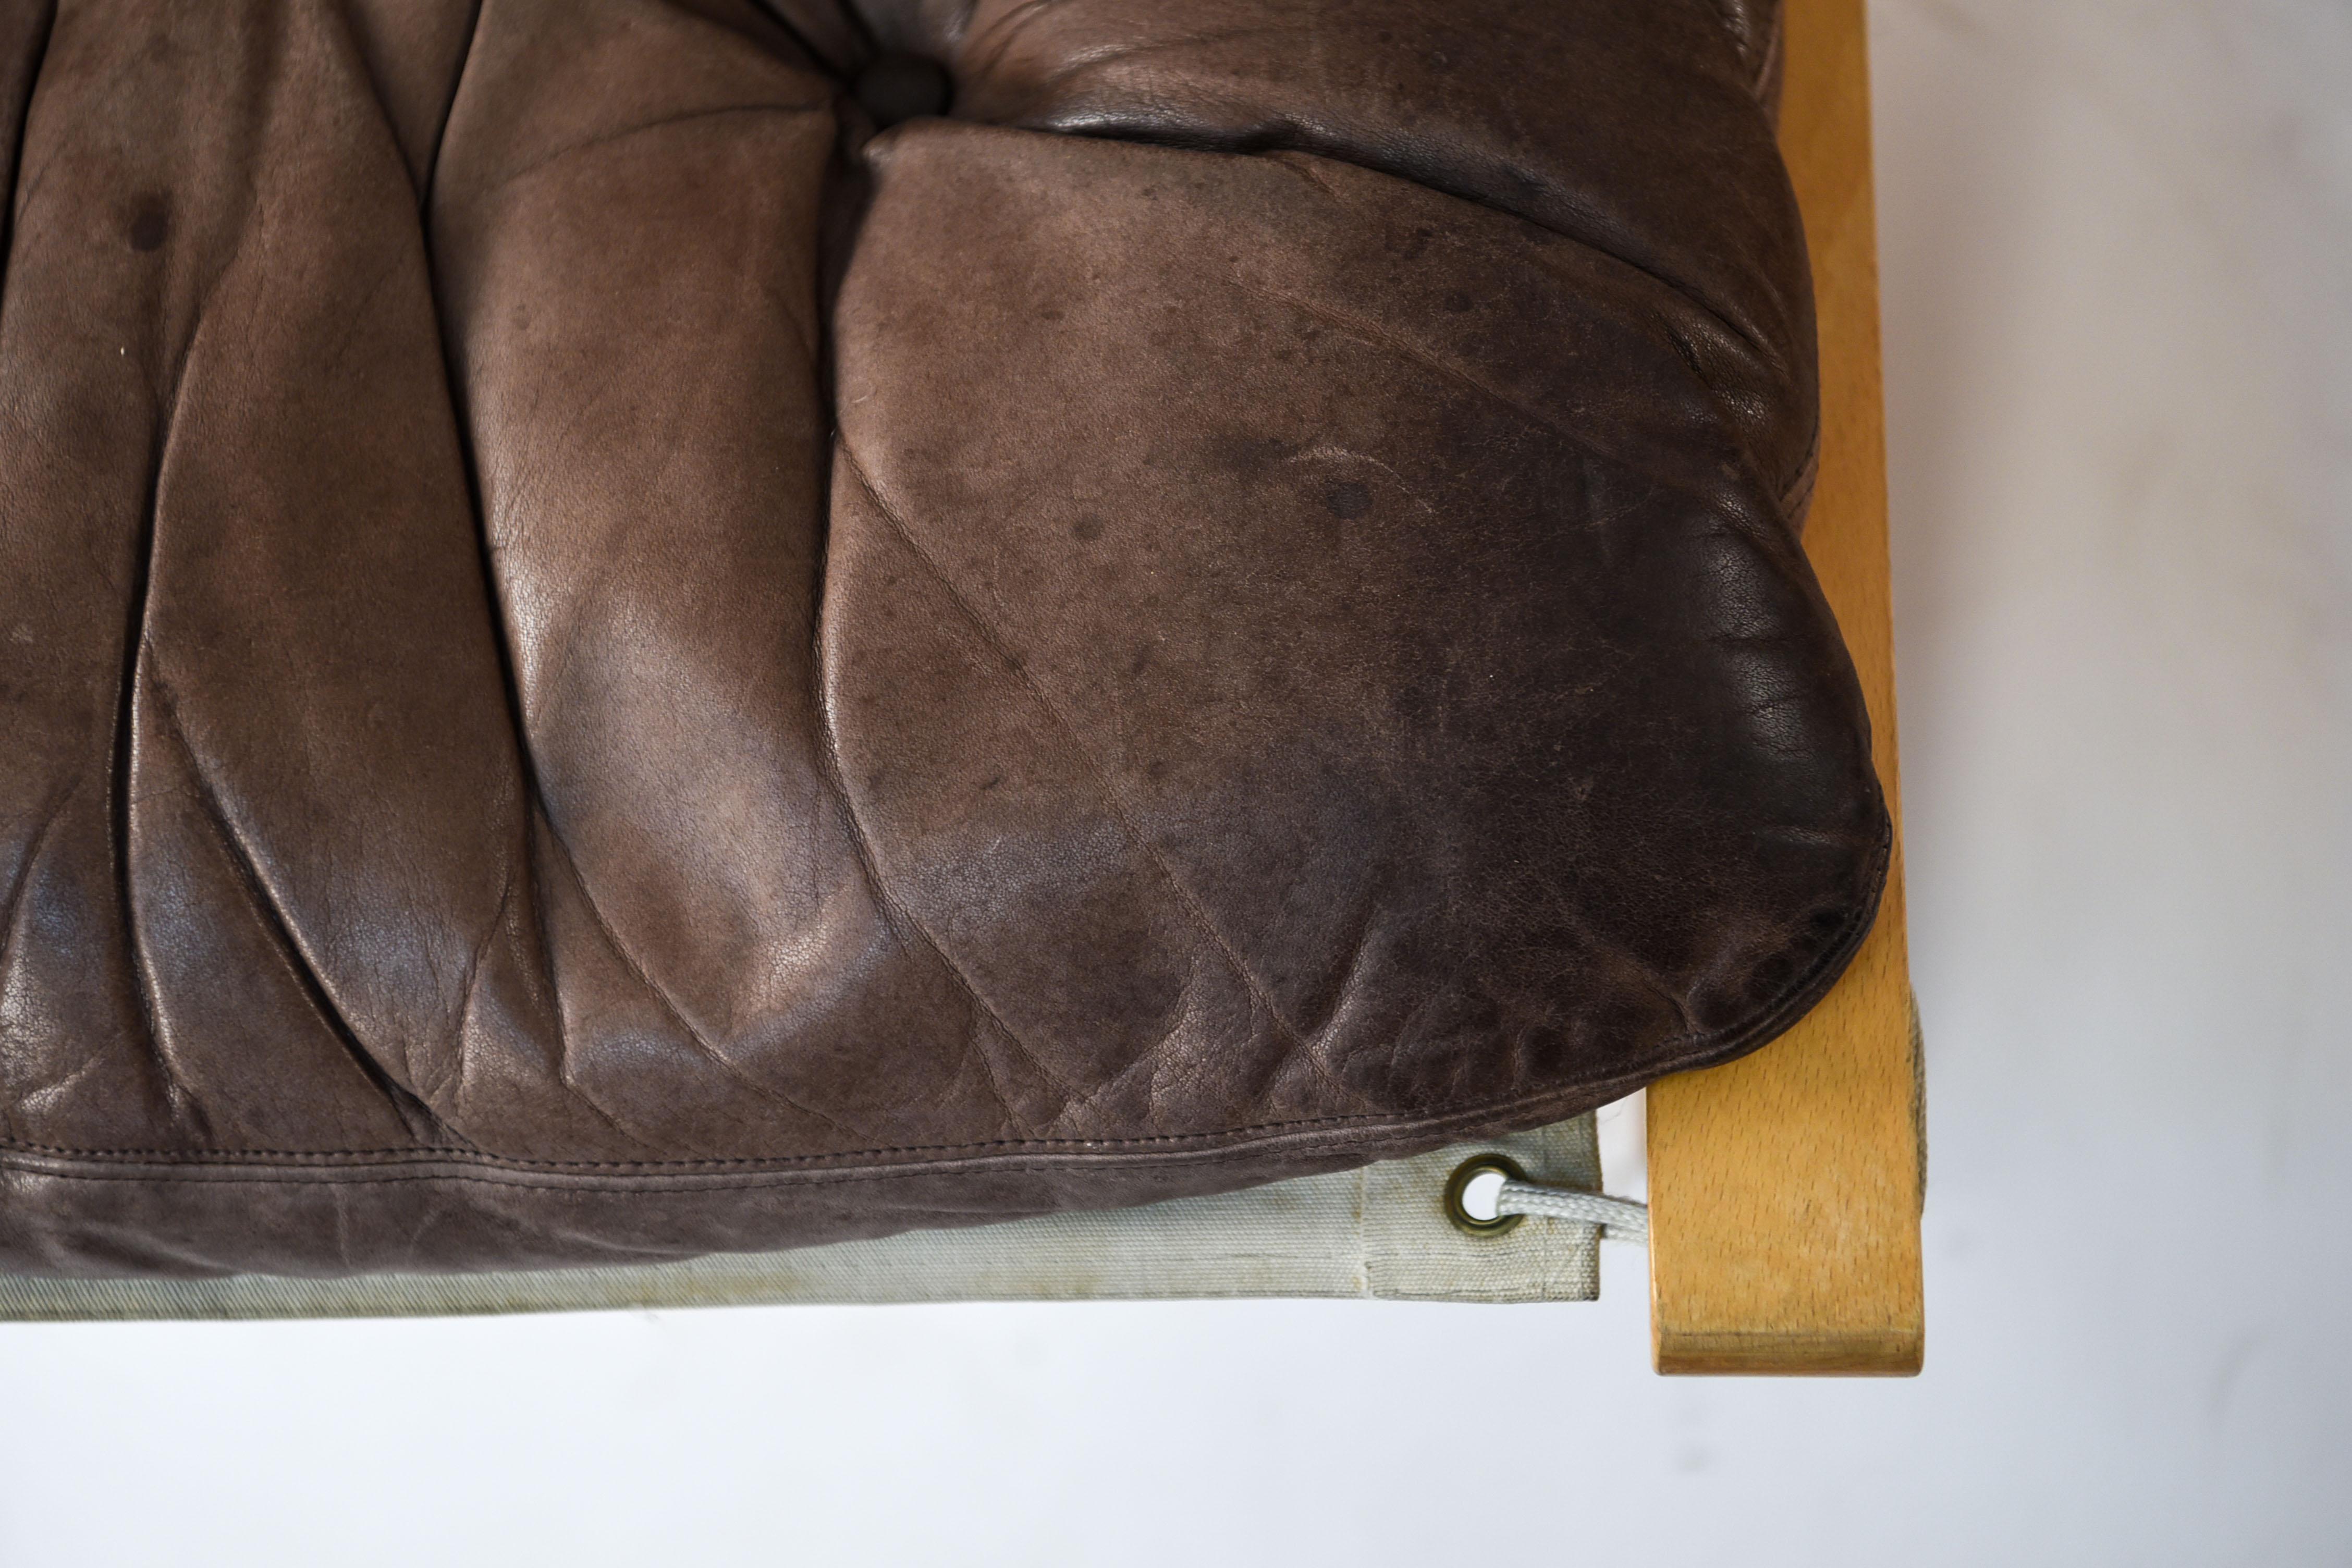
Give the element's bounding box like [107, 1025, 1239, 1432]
[1444, 1154, 1528, 1236]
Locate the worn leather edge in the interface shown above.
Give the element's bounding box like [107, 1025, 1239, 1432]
[0, 815, 1888, 1196]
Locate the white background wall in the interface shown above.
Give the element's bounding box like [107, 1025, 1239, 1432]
[4, 3, 2347, 1561]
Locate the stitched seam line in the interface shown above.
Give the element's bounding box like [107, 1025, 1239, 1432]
[0, 814, 1889, 1179]
[0, 1130, 1547, 1192]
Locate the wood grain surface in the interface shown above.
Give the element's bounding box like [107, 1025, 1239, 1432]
[1645, 0, 1926, 1377]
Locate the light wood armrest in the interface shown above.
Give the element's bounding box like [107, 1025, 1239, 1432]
[1646, 0, 1926, 1377]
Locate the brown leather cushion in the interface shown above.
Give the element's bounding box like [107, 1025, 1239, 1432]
[0, 0, 1884, 1277]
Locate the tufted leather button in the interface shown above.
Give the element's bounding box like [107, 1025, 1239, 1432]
[854, 52, 952, 127]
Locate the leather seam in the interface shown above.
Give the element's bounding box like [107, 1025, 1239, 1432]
[0, 813, 1890, 1180]
[0, 1132, 1556, 1192]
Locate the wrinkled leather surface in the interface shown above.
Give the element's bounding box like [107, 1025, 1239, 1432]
[0, 0, 1885, 1277]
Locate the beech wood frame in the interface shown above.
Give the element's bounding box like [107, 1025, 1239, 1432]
[1645, 0, 1927, 1377]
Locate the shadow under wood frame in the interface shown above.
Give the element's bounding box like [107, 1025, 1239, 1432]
[1645, 0, 1927, 1378]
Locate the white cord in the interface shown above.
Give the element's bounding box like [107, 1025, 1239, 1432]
[1494, 1180, 1650, 1244]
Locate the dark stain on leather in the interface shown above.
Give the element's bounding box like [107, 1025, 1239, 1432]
[1322, 482, 1372, 520]
[126, 194, 168, 252]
